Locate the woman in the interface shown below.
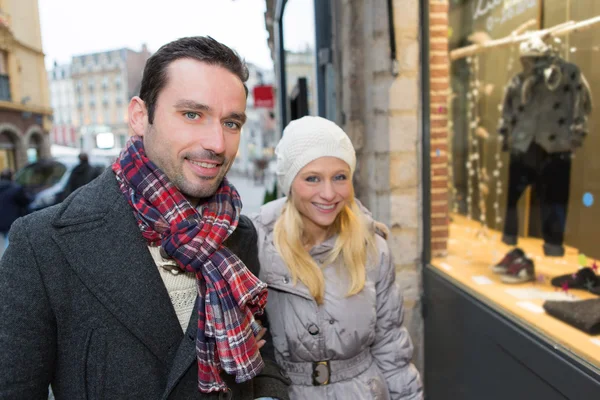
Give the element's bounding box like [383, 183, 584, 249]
[250, 116, 423, 400]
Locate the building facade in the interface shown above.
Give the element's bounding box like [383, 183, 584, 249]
[0, 0, 52, 171]
[233, 63, 278, 178]
[48, 63, 77, 148]
[67, 45, 150, 153]
[284, 47, 317, 117]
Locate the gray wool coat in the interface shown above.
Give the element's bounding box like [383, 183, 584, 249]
[250, 198, 423, 400]
[0, 170, 290, 400]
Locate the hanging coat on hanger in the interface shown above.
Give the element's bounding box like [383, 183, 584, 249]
[497, 52, 592, 154]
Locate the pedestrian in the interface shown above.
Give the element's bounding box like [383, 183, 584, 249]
[0, 169, 30, 253]
[64, 152, 97, 195]
[0, 36, 290, 399]
[250, 116, 423, 400]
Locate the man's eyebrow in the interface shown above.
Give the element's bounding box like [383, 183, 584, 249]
[174, 100, 211, 112]
[227, 112, 247, 124]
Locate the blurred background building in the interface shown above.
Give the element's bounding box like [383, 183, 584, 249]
[47, 63, 76, 148]
[0, 0, 52, 171]
[284, 46, 316, 116]
[231, 62, 277, 182]
[48, 45, 150, 156]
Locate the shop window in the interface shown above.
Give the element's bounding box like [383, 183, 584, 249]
[429, 0, 600, 373]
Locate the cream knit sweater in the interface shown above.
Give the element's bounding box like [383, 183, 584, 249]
[148, 246, 196, 332]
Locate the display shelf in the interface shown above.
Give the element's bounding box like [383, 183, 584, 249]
[431, 214, 600, 371]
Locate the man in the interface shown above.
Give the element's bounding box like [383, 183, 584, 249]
[0, 169, 30, 253]
[64, 152, 98, 195]
[0, 37, 289, 399]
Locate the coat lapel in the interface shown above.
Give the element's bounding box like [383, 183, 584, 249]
[52, 170, 183, 364]
[162, 311, 199, 398]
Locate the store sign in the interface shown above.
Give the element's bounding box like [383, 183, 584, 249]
[253, 85, 275, 108]
[471, 0, 537, 32]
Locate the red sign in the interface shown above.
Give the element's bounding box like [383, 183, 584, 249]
[253, 85, 275, 108]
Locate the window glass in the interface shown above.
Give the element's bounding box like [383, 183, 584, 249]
[433, 0, 600, 370]
[15, 161, 66, 190]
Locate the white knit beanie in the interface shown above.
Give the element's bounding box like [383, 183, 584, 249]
[275, 116, 356, 195]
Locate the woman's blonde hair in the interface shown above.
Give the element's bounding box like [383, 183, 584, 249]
[273, 194, 377, 305]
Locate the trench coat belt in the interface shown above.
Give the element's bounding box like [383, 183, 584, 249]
[278, 348, 373, 386]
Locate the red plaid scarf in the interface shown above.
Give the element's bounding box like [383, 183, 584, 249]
[112, 136, 268, 393]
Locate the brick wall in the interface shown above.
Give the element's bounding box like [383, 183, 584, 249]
[429, 0, 450, 257]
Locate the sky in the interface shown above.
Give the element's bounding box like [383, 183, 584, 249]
[39, 0, 315, 71]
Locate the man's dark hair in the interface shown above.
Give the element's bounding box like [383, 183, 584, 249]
[78, 152, 89, 163]
[139, 36, 249, 124]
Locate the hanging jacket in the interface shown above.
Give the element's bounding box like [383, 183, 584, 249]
[498, 55, 592, 154]
[250, 198, 423, 400]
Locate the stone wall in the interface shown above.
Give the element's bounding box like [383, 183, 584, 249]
[332, 0, 424, 373]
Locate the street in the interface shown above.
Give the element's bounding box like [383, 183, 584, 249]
[227, 173, 268, 217]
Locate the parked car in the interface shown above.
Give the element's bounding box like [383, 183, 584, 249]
[14, 155, 111, 213]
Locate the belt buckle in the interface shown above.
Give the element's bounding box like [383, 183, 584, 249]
[312, 360, 330, 386]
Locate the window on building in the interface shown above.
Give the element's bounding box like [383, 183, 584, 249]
[27, 135, 41, 163]
[0, 50, 10, 101]
[0, 131, 15, 171]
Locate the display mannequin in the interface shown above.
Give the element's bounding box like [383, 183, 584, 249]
[497, 37, 592, 256]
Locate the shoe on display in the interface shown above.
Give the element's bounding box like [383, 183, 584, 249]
[500, 257, 535, 284]
[492, 248, 525, 274]
[551, 267, 600, 291]
[589, 285, 600, 296]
